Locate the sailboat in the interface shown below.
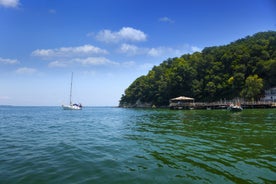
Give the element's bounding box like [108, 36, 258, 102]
[62, 72, 82, 110]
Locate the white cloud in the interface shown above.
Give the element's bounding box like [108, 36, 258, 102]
[32, 49, 54, 57]
[147, 45, 202, 57]
[119, 43, 139, 55]
[32, 44, 108, 58]
[0, 57, 19, 64]
[15, 67, 37, 74]
[147, 48, 162, 57]
[96, 27, 147, 43]
[147, 47, 182, 57]
[118, 44, 201, 57]
[118, 44, 178, 57]
[96, 30, 117, 43]
[118, 44, 164, 57]
[159, 17, 174, 23]
[0, 0, 19, 8]
[74, 57, 118, 66]
[48, 57, 118, 68]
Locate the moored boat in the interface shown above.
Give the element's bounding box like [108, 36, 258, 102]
[228, 103, 243, 112]
[62, 104, 82, 110]
[62, 72, 82, 110]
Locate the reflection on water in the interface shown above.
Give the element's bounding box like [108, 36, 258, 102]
[127, 109, 276, 183]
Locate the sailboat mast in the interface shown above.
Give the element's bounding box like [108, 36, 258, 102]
[70, 72, 73, 105]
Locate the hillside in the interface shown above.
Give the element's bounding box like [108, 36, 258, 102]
[119, 31, 276, 107]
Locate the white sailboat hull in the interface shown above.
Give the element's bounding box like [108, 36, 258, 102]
[62, 72, 83, 110]
[62, 104, 82, 110]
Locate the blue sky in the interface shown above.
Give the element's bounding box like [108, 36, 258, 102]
[0, 0, 275, 106]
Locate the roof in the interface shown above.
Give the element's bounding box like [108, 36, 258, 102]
[170, 96, 194, 101]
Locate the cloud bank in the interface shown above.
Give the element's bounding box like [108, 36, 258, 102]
[32, 44, 108, 58]
[118, 44, 201, 57]
[32, 44, 114, 68]
[0, 57, 19, 64]
[48, 57, 118, 68]
[31, 27, 201, 70]
[15, 67, 37, 74]
[0, 0, 20, 8]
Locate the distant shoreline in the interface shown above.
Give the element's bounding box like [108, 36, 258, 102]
[0, 105, 118, 108]
[120, 101, 276, 110]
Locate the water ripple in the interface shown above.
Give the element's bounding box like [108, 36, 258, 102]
[0, 107, 275, 183]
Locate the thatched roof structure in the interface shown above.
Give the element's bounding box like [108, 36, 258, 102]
[170, 96, 194, 101]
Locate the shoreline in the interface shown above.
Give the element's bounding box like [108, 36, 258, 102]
[120, 101, 276, 110]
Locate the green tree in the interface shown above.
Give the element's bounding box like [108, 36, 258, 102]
[241, 75, 263, 101]
[119, 31, 276, 107]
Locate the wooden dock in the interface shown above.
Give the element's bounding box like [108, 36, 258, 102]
[170, 101, 276, 110]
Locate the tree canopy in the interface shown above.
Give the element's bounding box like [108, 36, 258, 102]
[119, 31, 276, 107]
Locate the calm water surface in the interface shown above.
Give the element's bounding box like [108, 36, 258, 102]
[0, 106, 275, 183]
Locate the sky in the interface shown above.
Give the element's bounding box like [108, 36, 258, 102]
[0, 0, 275, 106]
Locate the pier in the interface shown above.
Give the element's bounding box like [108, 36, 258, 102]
[170, 101, 276, 110]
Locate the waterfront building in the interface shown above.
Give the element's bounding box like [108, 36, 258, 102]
[262, 87, 276, 102]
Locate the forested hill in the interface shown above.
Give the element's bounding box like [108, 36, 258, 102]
[119, 31, 276, 107]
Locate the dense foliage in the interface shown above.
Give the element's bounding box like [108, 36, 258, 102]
[119, 31, 276, 107]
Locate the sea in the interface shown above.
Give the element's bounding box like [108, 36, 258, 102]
[0, 106, 275, 184]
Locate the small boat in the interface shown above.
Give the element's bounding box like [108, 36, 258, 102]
[62, 72, 82, 110]
[228, 103, 243, 112]
[62, 103, 82, 110]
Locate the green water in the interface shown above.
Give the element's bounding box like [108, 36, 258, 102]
[0, 107, 275, 183]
